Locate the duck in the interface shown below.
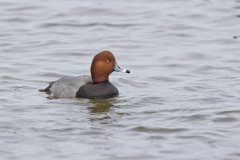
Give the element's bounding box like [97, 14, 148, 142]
[40, 51, 130, 99]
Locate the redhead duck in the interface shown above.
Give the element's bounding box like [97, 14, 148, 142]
[40, 51, 130, 99]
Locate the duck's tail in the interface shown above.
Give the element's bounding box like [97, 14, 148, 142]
[39, 81, 55, 93]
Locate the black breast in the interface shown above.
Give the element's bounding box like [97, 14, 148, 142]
[76, 81, 119, 99]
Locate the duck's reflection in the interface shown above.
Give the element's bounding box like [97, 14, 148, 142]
[88, 99, 115, 123]
[89, 99, 113, 113]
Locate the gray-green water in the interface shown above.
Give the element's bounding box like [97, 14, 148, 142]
[1, 0, 240, 160]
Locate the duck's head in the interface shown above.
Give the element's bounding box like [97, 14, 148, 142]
[91, 51, 130, 83]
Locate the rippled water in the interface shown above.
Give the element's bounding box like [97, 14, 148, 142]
[1, 0, 240, 159]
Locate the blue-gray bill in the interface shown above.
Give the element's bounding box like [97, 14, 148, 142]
[114, 63, 130, 74]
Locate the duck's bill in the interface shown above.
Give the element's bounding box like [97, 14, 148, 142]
[114, 63, 130, 74]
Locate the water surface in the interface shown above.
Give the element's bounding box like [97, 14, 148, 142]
[1, 0, 240, 160]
